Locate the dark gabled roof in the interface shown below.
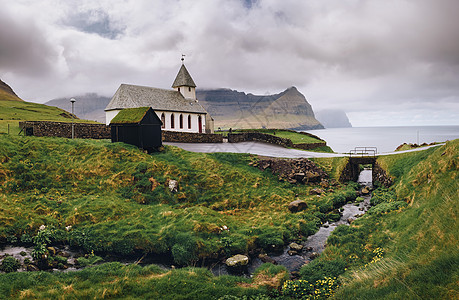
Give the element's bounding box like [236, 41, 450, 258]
[110, 107, 151, 124]
[105, 84, 207, 114]
[172, 64, 196, 88]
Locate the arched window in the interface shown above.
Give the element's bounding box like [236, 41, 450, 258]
[178, 87, 180, 92]
[170, 113, 175, 129]
[179, 114, 183, 129]
[161, 113, 165, 128]
[188, 87, 191, 92]
[188, 115, 192, 129]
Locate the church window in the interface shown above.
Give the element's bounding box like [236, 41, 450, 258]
[178, 87, 180, 92]
[161, 113, 165, 128]
[179, 114, 183, 129]
[171, 113, 175, 128]
[188, 115, 192, 129]
[188, 87, 191, 92]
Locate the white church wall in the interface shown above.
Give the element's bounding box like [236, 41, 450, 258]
[175, 87, 196, 100]
[106, 110, 121, 125]
[155, 111, 205, 133]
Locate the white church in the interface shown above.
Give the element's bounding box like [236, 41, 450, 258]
[105, 62, 213, 133]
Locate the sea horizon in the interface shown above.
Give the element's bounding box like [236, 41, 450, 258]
[305, 125, 459, 153]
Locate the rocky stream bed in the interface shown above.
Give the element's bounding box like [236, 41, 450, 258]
[0, 170, 373, 277]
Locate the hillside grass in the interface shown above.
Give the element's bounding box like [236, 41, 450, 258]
[0, 135, 355, 264]
[0, 90, 22, 102]
[301, 140, 458, 299]
[0, 100, 97, 134]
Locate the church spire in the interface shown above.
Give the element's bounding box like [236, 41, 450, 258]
[172, 58, 197, 99]
[172, 61, 196, 88]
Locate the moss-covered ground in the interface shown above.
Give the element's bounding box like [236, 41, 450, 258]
[0, 134, 457, 299]
[298, 140, 458, 299]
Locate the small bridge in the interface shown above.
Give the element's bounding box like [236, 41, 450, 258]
[340, 147, 378, 183]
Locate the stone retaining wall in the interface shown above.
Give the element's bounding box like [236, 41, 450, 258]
[373, 162, 393, 187]
[19, 121, 110, 139]
[162, 130, 223, 143]
[228, 132, 293, 147]
[227, 132, 326, 150]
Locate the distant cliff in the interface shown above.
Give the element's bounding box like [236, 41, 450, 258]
[45, 93, 110, 123]
[197, 87, 324, 130]
[0, 79, 22, 101]
[315, 109, 352, 128]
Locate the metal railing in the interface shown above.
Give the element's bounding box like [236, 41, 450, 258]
[349, 147, 377, 157]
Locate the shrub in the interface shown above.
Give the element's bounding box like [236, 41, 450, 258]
[257, 231, 284, 252]
[76, 255, 103, 267]
[171, 233, 198, 265]
[299, 220, 319, 236]
[0, 256, 21, 273]
[299, 258, 346, 283]
[367, 201, 408, 215]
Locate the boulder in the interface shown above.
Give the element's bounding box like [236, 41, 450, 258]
[288, 200, 308, 212]
[225, 254, 249, 267]
[289, 242, 303, 251]
[320, 180, 330, 188]
[258, 254, 277, 264]
[27, 264, 40, 272]
[305, 171, 321, 183]
[361, 186, 370, 195]
[287, 250, 298, 256]
[309, 188, 324, 195]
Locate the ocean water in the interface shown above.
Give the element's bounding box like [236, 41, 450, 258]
[304, 125, 459, 153]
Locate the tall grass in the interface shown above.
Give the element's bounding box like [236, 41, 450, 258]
[0, 135, 353, 266]
[328, 140, 459, 299]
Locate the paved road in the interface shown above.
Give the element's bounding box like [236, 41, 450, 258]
[165, 141, 443, 158]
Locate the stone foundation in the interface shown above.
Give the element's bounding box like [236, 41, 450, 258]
[162, 130, 223, 143]
[19, 121, 110, 139]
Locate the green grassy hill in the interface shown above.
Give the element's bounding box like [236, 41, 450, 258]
[0, 100, 97, 134]
[317, 140, 458, 299]
[0, 133, 456, 299]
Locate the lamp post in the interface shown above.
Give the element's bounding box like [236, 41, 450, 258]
[70, 98, 76, 139]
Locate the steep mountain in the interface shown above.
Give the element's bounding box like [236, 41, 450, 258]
[196, 87, 324, 130]
[0, 79, 22, 101]
[315, 109, 352, 128]
[45, 93, 110, 123]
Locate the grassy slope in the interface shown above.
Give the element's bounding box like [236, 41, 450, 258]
[0, 135, 355, 298]
[0, 89, 22, 102]
[323, 140, 458, 299]
[0, 135, 352, 259]
[0, 100, 96, 134]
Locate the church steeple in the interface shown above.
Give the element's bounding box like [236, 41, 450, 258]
[172, 57, 197, 99]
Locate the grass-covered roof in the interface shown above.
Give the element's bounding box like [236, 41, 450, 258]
[110, 107, 150, 124]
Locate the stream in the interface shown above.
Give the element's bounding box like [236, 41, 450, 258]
[212, 169, 373, 276]
[1, 170, 373, 276]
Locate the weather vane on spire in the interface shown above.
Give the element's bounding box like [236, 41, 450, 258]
[181, 54, 186, 64]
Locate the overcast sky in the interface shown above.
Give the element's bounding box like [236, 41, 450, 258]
[1, 0, 458, 126]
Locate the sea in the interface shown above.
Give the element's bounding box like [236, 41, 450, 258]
[304, 125, 459, 154]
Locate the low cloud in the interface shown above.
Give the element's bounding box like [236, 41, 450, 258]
[1, 0, 458, 125]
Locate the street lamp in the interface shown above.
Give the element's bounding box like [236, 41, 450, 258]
[70, 98, 76, 139]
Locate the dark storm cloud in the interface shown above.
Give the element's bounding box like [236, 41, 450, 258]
[0, 7, 58, 76]
[63, 9, 125, 39]
[1, 0, 458, 126]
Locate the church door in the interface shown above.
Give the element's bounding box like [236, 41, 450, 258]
[198, 116, 202, 133]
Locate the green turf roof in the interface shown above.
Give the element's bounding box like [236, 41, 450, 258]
[110, 107, 150, 124]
